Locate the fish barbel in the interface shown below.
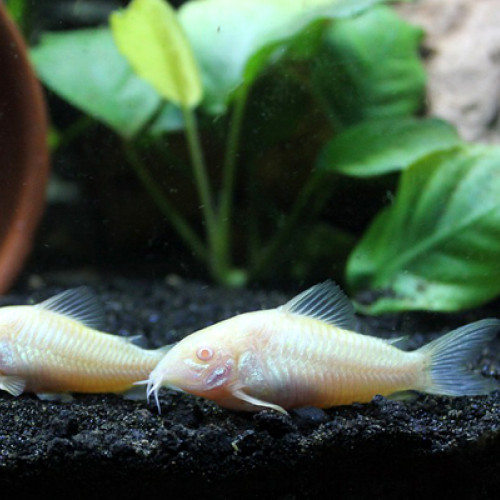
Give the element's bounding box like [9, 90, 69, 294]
[0, 288, 165, 400]
[146, 281, 500, 413]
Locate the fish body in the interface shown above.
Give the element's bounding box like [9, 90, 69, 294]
[0, 288, 164, 399]
[148, 281, 500, 413]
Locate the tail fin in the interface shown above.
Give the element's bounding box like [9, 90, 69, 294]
[417, 319, 500, 396]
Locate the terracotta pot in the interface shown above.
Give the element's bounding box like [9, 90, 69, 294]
[0, 3, 50, 293]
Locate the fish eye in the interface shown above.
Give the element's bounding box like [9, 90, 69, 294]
[196, 346, 214, 361]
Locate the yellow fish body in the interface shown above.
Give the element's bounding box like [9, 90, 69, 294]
[147, 281, 500, 413]
[0, 288, 165, 399]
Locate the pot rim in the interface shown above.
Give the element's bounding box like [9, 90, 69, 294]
[0, 3, 50, 294]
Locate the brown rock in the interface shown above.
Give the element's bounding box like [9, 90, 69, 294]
[398, 0, 500, 143]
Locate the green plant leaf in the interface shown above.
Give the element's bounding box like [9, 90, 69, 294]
[178, 0, 389, 114]
[110, 0, 202, 108]
[347, 146, 500, 313]
[312, 6, 425, 129]
[30, 29, 162, 138]
[318, 117, 461, 177]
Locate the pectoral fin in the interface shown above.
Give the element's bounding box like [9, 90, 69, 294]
[36, 392, 74, 402]
[121, 384, 148, 400]
[0, 375, 26, 396]
[231, 385, 287, 414]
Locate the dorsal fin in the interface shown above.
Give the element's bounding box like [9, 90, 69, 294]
[384, 335, 410, 349]
[35, 287, 106, 330]
[278, 281, 356, 330]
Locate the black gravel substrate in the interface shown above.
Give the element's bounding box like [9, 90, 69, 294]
[1, 273, 500, 499]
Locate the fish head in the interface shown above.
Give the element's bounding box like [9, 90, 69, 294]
[147, 327, 238, 410]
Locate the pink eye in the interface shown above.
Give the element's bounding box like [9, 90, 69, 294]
[197, 346, 214, 361]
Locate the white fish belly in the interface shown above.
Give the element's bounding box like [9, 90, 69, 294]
[256, 314, 422, 408]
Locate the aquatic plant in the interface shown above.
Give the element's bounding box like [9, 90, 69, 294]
[29, 0, 500, 313]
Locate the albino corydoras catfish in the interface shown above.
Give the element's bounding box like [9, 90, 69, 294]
[0, 288, 165, 400]
[145, 281, 500, 413]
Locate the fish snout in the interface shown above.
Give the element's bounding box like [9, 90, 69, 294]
[148, 357, 202, 397]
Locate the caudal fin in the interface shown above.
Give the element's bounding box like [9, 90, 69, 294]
[417, 319, 500, 396]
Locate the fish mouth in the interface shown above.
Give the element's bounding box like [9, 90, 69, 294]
[145, 377, 187, 414]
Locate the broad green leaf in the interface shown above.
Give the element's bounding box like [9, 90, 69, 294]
[318, 117, 461, 177]
[312, 6, 425, 128]
[30, 29, 162, 138]
[178, 0, 389, 114]
[110, 0, 202, 108]
[347, 146, 500, 313]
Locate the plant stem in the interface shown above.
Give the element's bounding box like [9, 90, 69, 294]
[249, 172, 323, 281]
[123, 142, 207, 260]
[218, 84, 250, 261]
[181, 106, 227, 278]
[246, 159, 261, 264]
[181, 109, 216, 228]
[54, 115, 95, 151]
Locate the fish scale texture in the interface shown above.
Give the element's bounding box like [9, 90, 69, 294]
[265, 321, 416, 408]
[0, 274, 500, 499]
[4, 308, 161, 394]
